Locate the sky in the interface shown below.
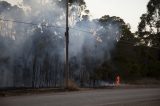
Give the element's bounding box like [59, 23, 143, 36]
[85, 0, 149, 32]
[2, 0, 149, 32]
[1, 0, 22, 5]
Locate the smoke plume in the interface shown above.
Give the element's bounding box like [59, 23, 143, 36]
[0, 0, 122, 88]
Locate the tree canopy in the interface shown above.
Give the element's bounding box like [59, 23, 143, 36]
[138, 0, 160, 47]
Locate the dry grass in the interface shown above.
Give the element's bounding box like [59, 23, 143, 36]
[68, 80, 80, 91]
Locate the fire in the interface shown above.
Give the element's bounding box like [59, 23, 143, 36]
[115, 75, 120, 86]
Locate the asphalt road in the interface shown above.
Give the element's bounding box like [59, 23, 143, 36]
[0, 88, 160, 106]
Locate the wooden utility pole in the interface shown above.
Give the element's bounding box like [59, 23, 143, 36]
[65, 0, 69, 89]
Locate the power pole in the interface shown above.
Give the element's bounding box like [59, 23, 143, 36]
[65, 0, 69, 89]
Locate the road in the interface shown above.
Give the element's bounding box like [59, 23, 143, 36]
[0, 88, 160, 106]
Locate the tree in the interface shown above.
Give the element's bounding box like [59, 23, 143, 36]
[91, 15, 137, 83]
[99, 15, 135, 42]
[138, 0, 160, 47]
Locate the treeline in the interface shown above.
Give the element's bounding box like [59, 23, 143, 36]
[93, 42, 160, 83]
[0, 0, 159, 89]
[93, 0, 160, 83]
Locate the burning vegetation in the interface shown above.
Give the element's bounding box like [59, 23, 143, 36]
[0, 0, 160, 89]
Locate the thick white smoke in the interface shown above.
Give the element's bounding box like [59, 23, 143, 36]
[0, 0, 122, 88]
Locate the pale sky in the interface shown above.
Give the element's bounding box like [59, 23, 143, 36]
[85, 0, 149, 32]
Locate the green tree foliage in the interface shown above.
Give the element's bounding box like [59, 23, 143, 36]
[138, 0, 160, 61]
[57, 0, 90, 21]
[0, 0, 160, 88]
[91, 15, 136, 83]
[138, 0, 160, 47]
[95, 12, 160, 83]
[114, 0, 160, 81]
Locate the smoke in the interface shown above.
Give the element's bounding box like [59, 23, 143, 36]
[0, 0, 122, 88]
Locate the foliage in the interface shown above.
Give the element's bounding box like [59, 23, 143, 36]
[0, 0, 160, 89]
[138, 0, 160, 47]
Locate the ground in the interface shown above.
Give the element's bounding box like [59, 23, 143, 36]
[0, 88, 160, 106]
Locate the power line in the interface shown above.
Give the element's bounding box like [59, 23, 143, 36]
[0, 18, 93, 34]
[0, 18, 65, 29]
[0, 17, 93, 34]
[0, 18, 160, 50]
[0, 17, 93, 33]
[71, 28, 160, 50]
[118, 40, 160, 50]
